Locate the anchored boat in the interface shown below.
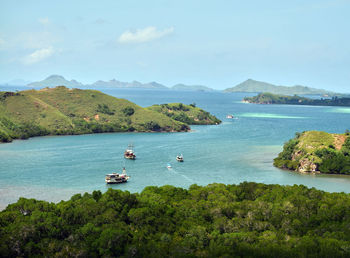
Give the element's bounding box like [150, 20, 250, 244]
[124, 144, 136, 160]
[176, 154, 184, 162]
[105, 167, 130, 184]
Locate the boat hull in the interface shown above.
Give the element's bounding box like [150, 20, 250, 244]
[106, 180, 128, 184]
[105, 173, 130, 184]
[124, 155, 136, 160]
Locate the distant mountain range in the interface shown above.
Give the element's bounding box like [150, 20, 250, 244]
[3, 75, 343, 96]
[224, 79, 340, 96]
[90, 79, 168, 89]
[26, 75, 214, 91]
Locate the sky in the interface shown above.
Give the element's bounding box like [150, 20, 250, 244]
[0, 0, 349, 91]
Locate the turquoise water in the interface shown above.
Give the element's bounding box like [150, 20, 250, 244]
[1, 88, 350, 209]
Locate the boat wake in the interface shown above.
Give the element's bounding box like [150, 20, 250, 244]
[167, 167, 193, 183]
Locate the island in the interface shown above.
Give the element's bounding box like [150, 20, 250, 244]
[244, 92, 350, 106]
[147, 103, 221, 125]
[224, 79, 341, 96]
[171, 84, 215, 92]
[1, 182, 350, 257]
[274, 131, 350, 174]
[0, 86, 220, 143]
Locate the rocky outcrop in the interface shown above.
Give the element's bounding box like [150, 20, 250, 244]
[297, 158, 318, 173]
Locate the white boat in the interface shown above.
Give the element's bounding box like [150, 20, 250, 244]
[105, 167, 130, 184]
[176, 154, 184, 162]
[124, 144, 136, 159]
[226, 114, 234, 119]
[167, 163, 172, 169]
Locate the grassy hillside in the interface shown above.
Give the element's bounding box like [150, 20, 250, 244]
[1, 182, 350, 257]
[274, 131, 350, 174]
[244, 92, 350, 106]
[0, 87, 190, 142]
[147, 103, 221, 125]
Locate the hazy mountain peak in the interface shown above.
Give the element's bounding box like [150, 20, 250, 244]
[46, 75, 66, 80]
[28, 75, 83, 88]
[171, 83, 214, 92]
[224, 79, 338, 96]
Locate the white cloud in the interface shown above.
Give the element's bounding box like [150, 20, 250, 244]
[22, 46, 54, 65]
[38, 17, 50, 25]
[118, 26, 174, 44]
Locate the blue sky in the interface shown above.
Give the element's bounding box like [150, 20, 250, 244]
[1, 0, 349, 91]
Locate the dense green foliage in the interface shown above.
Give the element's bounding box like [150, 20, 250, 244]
[1, 182, 350, 257]
[273, 134, 300, 170]
[122, 107, 135, 116]
[314, 137, 350, 174]
[147, 103, 221, 125]
[244, 92, 350, 106]
[274, 131, 350, 174]
[0, 87, 200, 142]
[96, 104, 115, 115]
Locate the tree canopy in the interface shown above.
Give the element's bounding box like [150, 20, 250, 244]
[1, 182, 350, 257]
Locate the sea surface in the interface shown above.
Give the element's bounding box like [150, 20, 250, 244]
[1, 87, 350, 210]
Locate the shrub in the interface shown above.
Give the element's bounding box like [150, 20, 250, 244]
[96, 104, 115, 115]
[145, 121, 161, 131]
[122, 107, 135, 116]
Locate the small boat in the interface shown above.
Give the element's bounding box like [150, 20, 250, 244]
[124, 144, 136, 160]
[226, 114, 234, 119]
[176, 154, 184, 162]
[105, 167, 130, 184]
[167, 163, 172, 169]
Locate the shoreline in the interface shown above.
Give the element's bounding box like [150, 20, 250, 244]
[275, 165, 350, 177]
[0, 126, 204, 145]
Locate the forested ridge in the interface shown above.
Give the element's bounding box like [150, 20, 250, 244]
[1, 182, 350, 257]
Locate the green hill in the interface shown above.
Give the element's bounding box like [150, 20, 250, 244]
[274, 131, 350, 174]
[224, 79, 340, 96]
[147, 103, 221, 125]
[1, 182, 350, 257]
[0, 87, 191, 142]
[244, 92, 350, 106]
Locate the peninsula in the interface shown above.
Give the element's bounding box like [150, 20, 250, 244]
[0, 87, 220, 143]
[274, 131, 350, 174]
[147, 103, 221, 125]
[244, 92, 350, 106]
